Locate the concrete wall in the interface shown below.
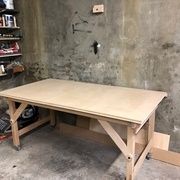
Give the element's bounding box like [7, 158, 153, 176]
[16, 0, 180, 152]
[0, 76, 23, 109]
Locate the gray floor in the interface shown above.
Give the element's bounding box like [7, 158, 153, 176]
[0, 126, 179, 180]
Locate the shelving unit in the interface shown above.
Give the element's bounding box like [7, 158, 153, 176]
[0, 7, 23, 78]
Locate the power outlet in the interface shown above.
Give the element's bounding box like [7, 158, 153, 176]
[93, 4, 104, 14]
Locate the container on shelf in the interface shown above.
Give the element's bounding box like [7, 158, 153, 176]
[3, 14, 15, 27]
[3, 0, 14, 10]
[0, 64, 5, 76]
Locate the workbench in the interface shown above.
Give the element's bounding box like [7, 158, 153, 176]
[0, 79, 167, 180]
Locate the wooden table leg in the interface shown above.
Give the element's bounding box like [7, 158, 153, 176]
[8, 100, 20, 150]
[147, 112, 155, 156]
[126, 127, 136, 180]
[50, 110, 56, 127]
[98, 120, 135, 179]
[8, 99, 28, 150]
[98, 118, 155, 180]
[133, 112, 156, 177]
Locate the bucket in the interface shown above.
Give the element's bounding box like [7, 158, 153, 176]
[3, 0, 14, 9]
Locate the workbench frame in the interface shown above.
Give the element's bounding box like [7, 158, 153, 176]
[7, 97, 155, 180]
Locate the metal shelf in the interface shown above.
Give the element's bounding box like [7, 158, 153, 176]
[0, 37, 20, 41]
[0, 26, 20, 29]
[0, 73, 7, 77]
[0, 26, 20, 33]
[0, 9, 19, 15]
[0, 53, 22, 58]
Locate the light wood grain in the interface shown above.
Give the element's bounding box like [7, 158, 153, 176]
[126, 127, 135, 180]
[12, 102, 27, 123]
[0, 79, 167, 124]
[8, 100, 20, 147]
[57, 123, 170, 151]
[133, 112, 155, 177]
[152, 148, 180, 167]
[134, 138, 154, 176]
[19, 116, 50, 136]
[98, 120, 131, 160]
[90, 119, 170, 150]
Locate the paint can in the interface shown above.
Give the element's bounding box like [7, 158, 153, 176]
[3, 0, 14, 9]
[4, 14, 14, 27]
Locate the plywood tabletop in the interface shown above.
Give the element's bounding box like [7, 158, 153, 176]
[0, 79, 167, 124]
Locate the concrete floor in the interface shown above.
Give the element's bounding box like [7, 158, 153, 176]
[0, 126, 179, 180]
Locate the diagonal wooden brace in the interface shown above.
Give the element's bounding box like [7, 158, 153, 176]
[98, 119, 132, 160]
[8, 100, 28, 124]
[7, 99, 28, 149]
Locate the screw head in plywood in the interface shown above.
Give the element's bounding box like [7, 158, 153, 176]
[93, 4, 104, 14]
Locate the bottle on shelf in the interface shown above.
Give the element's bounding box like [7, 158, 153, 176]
[3, 0, 14, 10]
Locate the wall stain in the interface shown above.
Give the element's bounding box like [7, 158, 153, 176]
[162, 43, 175, 49]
